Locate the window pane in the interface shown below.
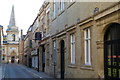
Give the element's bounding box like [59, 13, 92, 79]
[86, 40, 89, 63]
[53, 40, 57, 64]
[53, 0, 56, 17]
[88, 40, 91, 64]
[70, 34, 75, 64]
[84, 28, 91, 65]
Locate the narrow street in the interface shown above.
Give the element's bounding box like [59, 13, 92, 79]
[0, 1, 120, 79]
[2, 63, 53, 79]
[3, 63, 36, 78]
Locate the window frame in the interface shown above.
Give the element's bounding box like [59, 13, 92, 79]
[84, 28, 91, 66]
[12, 34, 15, 41]
[70, 33, 75, 64]
[60, 0, 65, 12]
[53, 40, 57, 65]
[53, 0, 57, 18]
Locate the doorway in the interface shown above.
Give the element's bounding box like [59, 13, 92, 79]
[11, 56, 15, 63]
[104, 23, 120, 79]
[60, 40, 65, 79]
[42, 45, 45, 72]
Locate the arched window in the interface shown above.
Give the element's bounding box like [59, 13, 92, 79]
[12, 34, 15, 41]
[104, 23, 120, 79]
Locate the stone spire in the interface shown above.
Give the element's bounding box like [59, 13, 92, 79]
[20, 29, 23, 40]
[8, 5, 16, 27]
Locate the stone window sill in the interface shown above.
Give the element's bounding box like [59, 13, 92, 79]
[67, 2, 75, 9]
[58, 10, 65, 16]
[68, 64, 77, 68]
[80, 64, 94, 71]
[52, 17, 57, 22]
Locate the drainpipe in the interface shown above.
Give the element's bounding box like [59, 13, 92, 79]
[54, 62, 56, 78]
[37, 49, 39, 72]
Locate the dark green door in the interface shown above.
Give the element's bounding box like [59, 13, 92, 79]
[60, 40, 65, 79]
[104, 23, 120, 79]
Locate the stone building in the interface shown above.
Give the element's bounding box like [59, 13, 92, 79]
[3, 5, 19, 63]
[30, 16, 39, 69]
[23, 26, 33, 67]
[0, 25, 4, 65]
[18, 30, 25, 64]
[37, 2, 51, 73]
[38, 1, 120, 79]
[24, 1, 120, 79]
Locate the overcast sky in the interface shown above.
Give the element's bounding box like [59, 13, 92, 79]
[0, 0, 44, 35]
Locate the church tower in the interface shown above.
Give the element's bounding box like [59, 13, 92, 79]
[6, 5, 19, 43]
[3, 5, 19, 63]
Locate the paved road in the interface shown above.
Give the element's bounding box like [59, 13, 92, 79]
[3, 63, 36, 78]
[0, 65, 2, 80]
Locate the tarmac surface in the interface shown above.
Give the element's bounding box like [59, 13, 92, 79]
[1, 63, 53, 80]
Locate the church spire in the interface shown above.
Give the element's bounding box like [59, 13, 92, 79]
[8, 5, 16, 27]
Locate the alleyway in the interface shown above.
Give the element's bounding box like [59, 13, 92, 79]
[2, 63, 53, 79]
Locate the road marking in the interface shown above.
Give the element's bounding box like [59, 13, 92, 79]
[26, 69, 42, 78]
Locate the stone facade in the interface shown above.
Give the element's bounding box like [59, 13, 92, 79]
[24, 1, 120, 78]
[0, 25, 3, 65]
[2, 5, 19, 63]
[30, 17, 39, 69]
[18, 30, 25, 64]
[23, 26, 33, 67]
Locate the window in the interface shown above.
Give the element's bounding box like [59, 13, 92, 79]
[2, 47, 5, 53]
[10, 47, 16, 50]
[47, 11, 50, 26]
[60, 0, 65, 12]
[53, 0, 56, 18]
[12, 34, 15, 41]
[69, 0, 76, 2]
[70, 34, 75, 64]
[41, 17, 45, 37]
[53, 40, 57, 64]
[29, 40, 32, 48]
[84, 28, 91, 65]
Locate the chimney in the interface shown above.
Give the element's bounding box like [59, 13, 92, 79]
[21, 29, 23, 40]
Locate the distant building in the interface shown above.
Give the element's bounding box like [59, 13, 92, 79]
[23, 26, 32, 67]
[18, 29, 25, 64]
[3, 5, 19, 63]
[0, 25, 3, 65]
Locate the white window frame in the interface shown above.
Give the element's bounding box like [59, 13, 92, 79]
[53, 0, 56, 18]
[70, 33, 75, 64]
[47, 11, 50, 26]
[84, 28, 91, 65]
[69, 0, 75, 2]
[60, 0, 65, 12]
